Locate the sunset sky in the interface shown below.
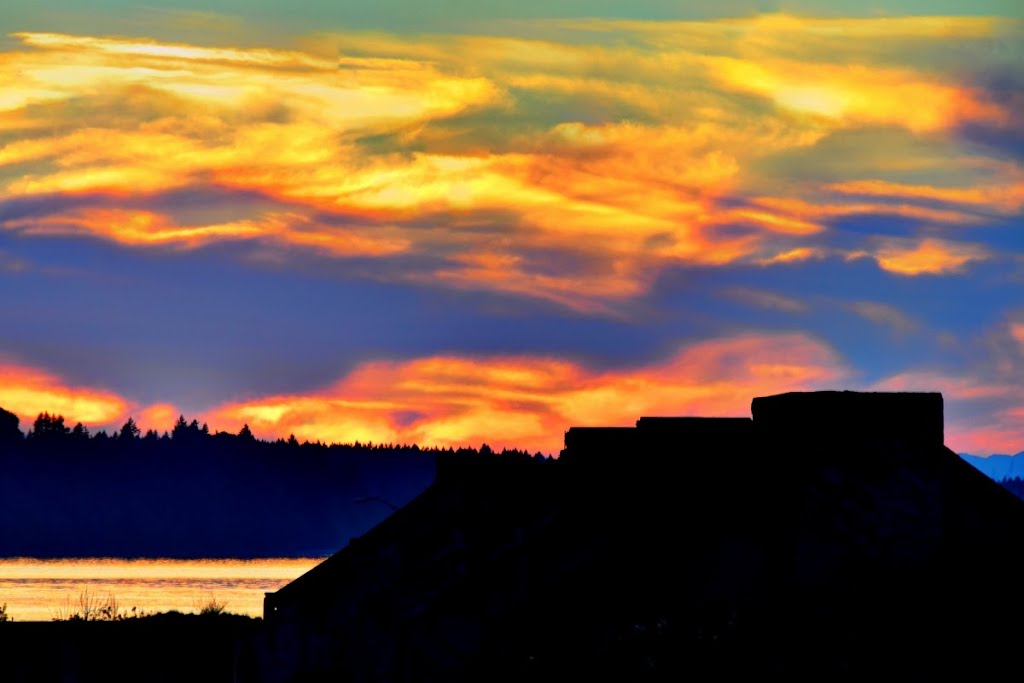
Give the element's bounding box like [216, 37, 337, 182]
[0, 1, 1022, 454]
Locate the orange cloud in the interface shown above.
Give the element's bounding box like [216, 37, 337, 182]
[1011, 323, 1024, 348]
[0, 363, 129, 427]
[137, 403, 181, 434]
[206, 333, 847, 453]
[0, 17, 1017, 309]
[755, 247, 826, 266]
[5, 209, 263, 247]
[829, 178, 1024, 214]
[2, 208, 409, 257]
[873, 238, 990, 276]
[750, 196, 983, 227]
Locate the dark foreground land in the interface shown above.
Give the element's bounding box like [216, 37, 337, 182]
[4, 391, 1024, 681]
[0, 614, 263, 683]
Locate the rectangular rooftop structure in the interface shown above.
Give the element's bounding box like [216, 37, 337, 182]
[563, 427, 636, 453]
[751, 391, 944, 449]
[636, 416, 752, 433]
[562, 418, 755, 464]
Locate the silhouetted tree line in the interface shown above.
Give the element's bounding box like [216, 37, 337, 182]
[0, 405, 545, 558]
[0, 407, 544, 461]
[999, 476, 1024, 501]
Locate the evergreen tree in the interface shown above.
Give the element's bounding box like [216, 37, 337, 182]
[70, 423, 90, 441]
[0, 407, 21, 445]
[119, 417, 141, 441]
[172, 415, 189, 440]
[29, 413, 70, 443]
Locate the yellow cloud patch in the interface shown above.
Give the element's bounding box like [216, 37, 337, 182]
[207, 333, 847, 453]
[0, 14, 1017, 309]
[874, 238, 989, 276]
[0, 364, 129, 426]
[2, 208, 409, 256]
[708, 56, 1003, 133]
[829, 177, 1024, 214]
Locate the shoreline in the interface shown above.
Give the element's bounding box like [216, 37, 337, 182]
[0, 557, 324, 622]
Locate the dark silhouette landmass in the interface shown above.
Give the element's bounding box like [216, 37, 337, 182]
[0, 411, 537, 557]
[0, 612, 264, 682]
[4, 390, 1024, 681]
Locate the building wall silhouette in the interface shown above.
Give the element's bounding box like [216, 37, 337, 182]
[261, 391, 1024, 681]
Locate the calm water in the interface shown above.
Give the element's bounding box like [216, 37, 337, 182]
[0, 558, 323, 622]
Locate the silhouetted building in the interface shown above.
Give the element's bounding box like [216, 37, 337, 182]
[261, 391, 1024, 681]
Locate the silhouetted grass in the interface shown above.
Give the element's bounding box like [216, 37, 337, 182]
[195, 595, 231, 616]
[50, 590, 148, 621]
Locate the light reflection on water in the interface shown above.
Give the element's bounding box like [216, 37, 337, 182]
[0, 558, 323, 622]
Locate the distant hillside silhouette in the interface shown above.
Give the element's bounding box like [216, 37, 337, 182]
[0, 410, 537, 558]
[961, 451, 1024, 481]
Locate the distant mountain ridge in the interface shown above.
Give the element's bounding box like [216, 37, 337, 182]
[959, 452, 1024, 481]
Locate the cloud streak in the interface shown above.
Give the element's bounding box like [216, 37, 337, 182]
[0, 15, 1018, 311]
[206, 333, 847, 453]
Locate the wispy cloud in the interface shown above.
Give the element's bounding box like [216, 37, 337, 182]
[848, 301, 917, 334]
[1, 14, 1018, 310]
[829, 176, 1024, 214]
[873, 316, 1024, 455]
[723, 287, 808, 313]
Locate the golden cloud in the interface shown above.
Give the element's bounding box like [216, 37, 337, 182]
[0, 364, 129, 427]
[2, 208, 409, 257]
[873, 238, 990, 276]
[0, 14, 1017, 309]
[706, 55, 1004, 133]
[137, 403, 182, 434]
[829, 177, 1024, 214]
[207, 333, 847, 453]
[755, 247, 826, 266]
